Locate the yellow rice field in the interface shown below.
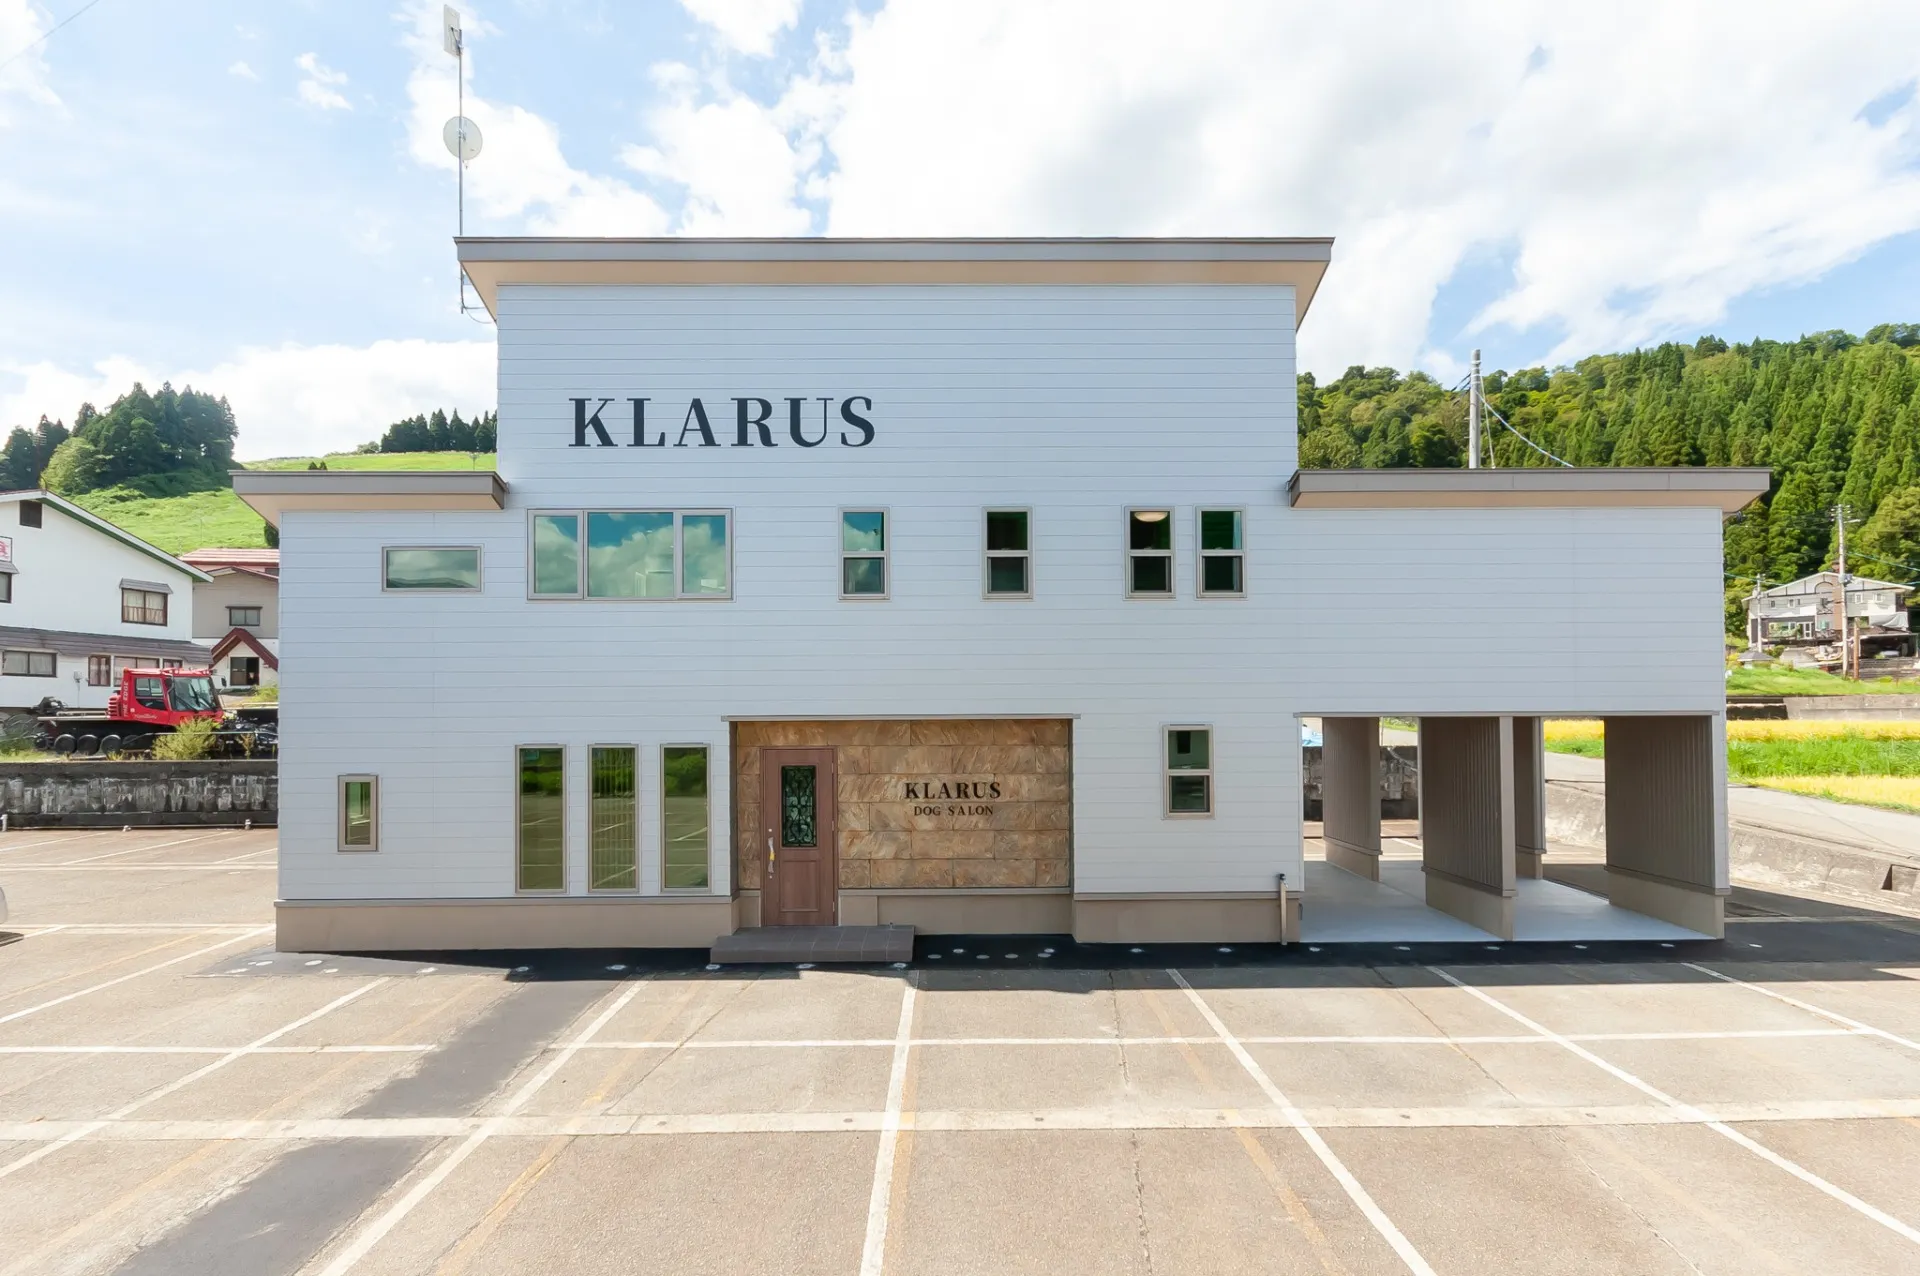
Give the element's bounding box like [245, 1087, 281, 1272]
[1750, 775, 1920, 813]
[1543, 719, 1920, 743]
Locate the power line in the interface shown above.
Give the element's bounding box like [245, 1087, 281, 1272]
[1482, 400, 1575, 467]
[0, 0, 107, 75]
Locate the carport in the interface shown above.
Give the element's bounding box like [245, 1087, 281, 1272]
[1305, 713, 1725, 942]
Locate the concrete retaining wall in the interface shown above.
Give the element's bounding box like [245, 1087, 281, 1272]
[1545, 779, 1920, 906]
[1302, 745, 1418, 820]
[0, 760, 277, 827]
[1782, 694, 1920, 720]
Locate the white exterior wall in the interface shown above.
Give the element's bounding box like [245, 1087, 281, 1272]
[0, 499, 201, 710]
[279, 284, 1728, 909]
[193, 571, 280, 644]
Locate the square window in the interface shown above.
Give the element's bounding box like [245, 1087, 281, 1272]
[1127, 510, 1173, 597]
[841, 510, 888, 597]
[121, 587, 167, 625]
[988, 556, 1029, 595]
[587, 512, 675, 598]
[229, 656, 261, 687]
[338, 776, 378, 851]
[1165, 726, 1213, 817]
[383, 547, 481, 592]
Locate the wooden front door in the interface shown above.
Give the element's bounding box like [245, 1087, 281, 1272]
[760, 747, 838, 926]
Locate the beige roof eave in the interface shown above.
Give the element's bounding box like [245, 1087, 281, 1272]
[1287, 467, 1771, 516]
[455, 236, 1335, 325]
[231, 470, 508, 528]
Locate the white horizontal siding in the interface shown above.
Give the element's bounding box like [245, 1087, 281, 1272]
[279, 283, 1726, 908]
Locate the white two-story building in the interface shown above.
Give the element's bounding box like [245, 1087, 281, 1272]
[0, 490, 210, 712]
[237, 238, 1768, 953]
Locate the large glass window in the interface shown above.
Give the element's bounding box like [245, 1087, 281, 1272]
[1127, 510, 1174, 597]
[1165, 726, 1213, 816]
[167, 675, 218, 711]
[383, 547, 481, 591]
[985, 509, 1031, 597]
[532, 513, 583, 596]
[588, 512, 674, 598]
[533, 511, 730, 600]
[1198, 509, 1245, 598]
[338, 776, 378, 851]
[662, 745, 710, 890]
[841, 510, 887, 598]
[590, 746, 637, 891]
[517, 746, 565, 891]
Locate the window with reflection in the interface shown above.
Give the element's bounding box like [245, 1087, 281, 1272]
[841, 510, 887, 597]
[532, 511, 730, 600]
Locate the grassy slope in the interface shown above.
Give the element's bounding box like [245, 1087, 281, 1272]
[64, 453, 498, 554]
[1725, 666, 1916, 696]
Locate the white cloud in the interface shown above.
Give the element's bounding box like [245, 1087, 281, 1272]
[0, 0, 61, 125]
[295, 51, 351, 111]
[1, 339, 496, 460]
[678, 0, 801, 58]
[622, 73, 815, 235]
[792, 0, 1920, 374]
[227, 60, 259, 82]
[398, 2, 669, 234]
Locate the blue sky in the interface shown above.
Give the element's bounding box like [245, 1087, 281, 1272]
[1, 1, 1918, 457]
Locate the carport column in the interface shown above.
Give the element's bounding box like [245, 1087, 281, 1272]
[1417, 716, 1517, 940]
[1321, 716, 1382, 881]
[1513, 717, 1547, 879]
[1602, 715, 1727, 939]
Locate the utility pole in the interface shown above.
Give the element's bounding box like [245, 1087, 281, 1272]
[1467, 348, 1481, 470]
[1834, 504, 1852, 678]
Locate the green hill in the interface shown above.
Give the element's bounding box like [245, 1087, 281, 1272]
[67, 452, 497, 554]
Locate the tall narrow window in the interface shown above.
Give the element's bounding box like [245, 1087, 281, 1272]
[680, 513, 731, 597]
[0, 573, 11, 604]
[383, 547, 481, 592]
[1127, 509, 1173, 597]
[841, 510, 888, 598]
[984, 509, 1031, 597]
[338, 776, 378, 851]
[517, 746, 565, 891]
[87, 654, 111, 686]
[1198, 509, 1245, 598]
[662, 745, 711, 890]
[1165, 726, 1213, 816]
[590, 746, 637, 891]
[532, 513, 583, 597]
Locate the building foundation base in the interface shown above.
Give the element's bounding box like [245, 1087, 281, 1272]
[1324, 838, 1382, 882]
[1423, 871, 1515, 940]
[1604, 870, 1725, 939]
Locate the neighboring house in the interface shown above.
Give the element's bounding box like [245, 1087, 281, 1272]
[0, 489, 211, 711]
[180, 547, 279, 689]
[1745, 571, 1916, 661]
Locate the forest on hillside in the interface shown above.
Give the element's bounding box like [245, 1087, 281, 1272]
[1297, 324, 1920, 623]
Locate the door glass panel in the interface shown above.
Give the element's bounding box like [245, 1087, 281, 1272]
[780, 765, 818, 847]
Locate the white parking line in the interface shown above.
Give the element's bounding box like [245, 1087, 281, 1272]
[6, 923, 268, 933]
[0, 926, 272, 1025]
[550, 1027, 1866, 1050]
[0, 977, 386, 1181]
[1171, 969, 1439, 1276]
[313, 978, 647, 1276]
[0, 865, 277, 871]
[858, 972, 918, 1276]
[0, 1044, 432, 1056]
[1683, 962, 1920, 1054]
[52, 832, 232, 865]
[209, 847, 278, 864]
[1430, 966, 1920, 1249]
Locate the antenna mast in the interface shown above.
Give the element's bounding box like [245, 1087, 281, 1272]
[442, 8, 487, 319]
[1467, 348, 1482, 469]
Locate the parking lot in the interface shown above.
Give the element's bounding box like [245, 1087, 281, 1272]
[5, 827, 1920, 1274]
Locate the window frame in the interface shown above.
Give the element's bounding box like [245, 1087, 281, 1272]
[87, 654, 111, 686]
[526, 509, 734, 602]
[337, 775, 379, 852]
[1196, 507, 1247, 600]
[381, 545, 483, 594]
[121, 587, 168, 626]
[982, 508, 1033, 599]
[839, 507, 890, 600]
[660, 742, 713, 893]
[1, 648, 55, 678]
[1163, 724, 1214, 819]
[515, 744, 568, 894]
[1125, 508, 1175, 599]
[227, 605, 263, 627]
[0, 572, 10, 604]
[588, 744, 639, 893]
[228, 656, 261, 687]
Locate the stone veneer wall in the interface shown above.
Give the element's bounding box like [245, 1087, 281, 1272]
[734, 719, 1071, 890]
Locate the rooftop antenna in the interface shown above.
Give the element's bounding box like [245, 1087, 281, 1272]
[442, 7, 489, 322]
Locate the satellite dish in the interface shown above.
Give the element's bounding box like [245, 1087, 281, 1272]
[443, 116, 482, 162]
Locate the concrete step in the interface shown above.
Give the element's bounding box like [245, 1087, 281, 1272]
[710, 924, 915, 965]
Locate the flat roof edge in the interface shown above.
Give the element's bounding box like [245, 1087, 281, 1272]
[1287, 467, 1771, 515]
[231, 470, 508, 527]
[455, 236, 1335, 264]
